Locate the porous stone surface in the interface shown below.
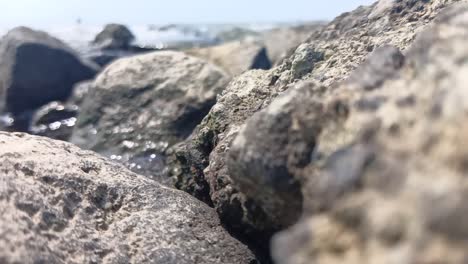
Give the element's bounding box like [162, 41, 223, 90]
[172, 0, 460, 246]
[0, 132, 255, 264]
[272, 3, 468, 263]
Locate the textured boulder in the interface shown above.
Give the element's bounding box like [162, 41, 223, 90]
[172, 70, 281, 237]
[0, 27, 98, 117]
[187, 38, 271, 76]
[272, 3, 468, 264]
[71, 51, 230, 184]
[172, 0, 462, 254]
[92, 24, 135, 50]
[228, 46, 405, 228]
[0, 132, 255, 264]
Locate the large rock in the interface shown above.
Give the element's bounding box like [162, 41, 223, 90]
[228, 45, 405, 229]
[171, 0, 461, 255]
[71, 51, 230, 184]
[0, 132, 255, 263]
[269, 3, 468, 263]
[187, 38, 271, 76]
[92, 23, 135, 50]
[0, 27, 98, 118]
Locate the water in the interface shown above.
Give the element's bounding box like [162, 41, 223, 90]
[0, 22, 300, 54]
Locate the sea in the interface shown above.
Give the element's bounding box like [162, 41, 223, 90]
[0, 23, 297, 54]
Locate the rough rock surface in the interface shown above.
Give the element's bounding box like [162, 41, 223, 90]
[228, 45, 405, 229]
[0, 132, 255, 264]
[270, 3, 468, 263]
[187, 38, 271, 76]
[172, 0, 462, 252]
[71, 51, 230, 184]
[0, 27, 98, 116]
[92, 24, 135, 50]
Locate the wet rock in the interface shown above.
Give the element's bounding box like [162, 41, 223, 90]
[30, 101, 78, 141]
[272, 3, 468, 263]
[71, 51, 230, 184]
[0, 27, 98, 116]
[0, 132, 256, 264]
[92, 23, 135, 50]
[172, 0, 460, 257]
[187, 37, 271, 76]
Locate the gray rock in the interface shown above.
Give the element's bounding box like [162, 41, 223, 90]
[272, 3, 468, 263]
[69, 80, 94, 107]
[227, 45, 405, 228]
[0, 27, 98, 116]
[92, 24, 135, 50]
[262, 23, 324, 65]
[289, 44, 324, 79]
[171, 70, 281, 251]
[187, 38, 271, 76]
[0, 132, 255, 264]
[172, 0, 460, 256]
[71, 51, 230, 184]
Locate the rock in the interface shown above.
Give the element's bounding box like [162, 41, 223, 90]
[0, 132, 255, 264]
[289, 43, 325, 79]
[92, 23, 135, 50]
[69, 80, 94, 107]
[227, 45, 405, 229]
[262, 23, 324, 65]
[172, 0, 461, 256]
[272, 3, 468, 263]
[187, 38, 271, 76]
[0, 27, 98, 116]
[171, 69, 281, 254]
[29, 101, 78, 141]
[71, 51, 230, 184]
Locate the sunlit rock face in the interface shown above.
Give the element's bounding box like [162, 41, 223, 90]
[0, 132, 256, 264]
[71, 50, 230, 185]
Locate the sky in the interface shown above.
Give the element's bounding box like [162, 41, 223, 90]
[1, 0, 377, 28]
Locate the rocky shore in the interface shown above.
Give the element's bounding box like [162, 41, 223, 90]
[2, 0, 468, 263]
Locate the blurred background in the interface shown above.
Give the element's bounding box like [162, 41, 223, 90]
[1, 0, 374, 51]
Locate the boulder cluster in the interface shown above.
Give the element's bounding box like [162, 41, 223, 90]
[2, 0, 468, 263]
